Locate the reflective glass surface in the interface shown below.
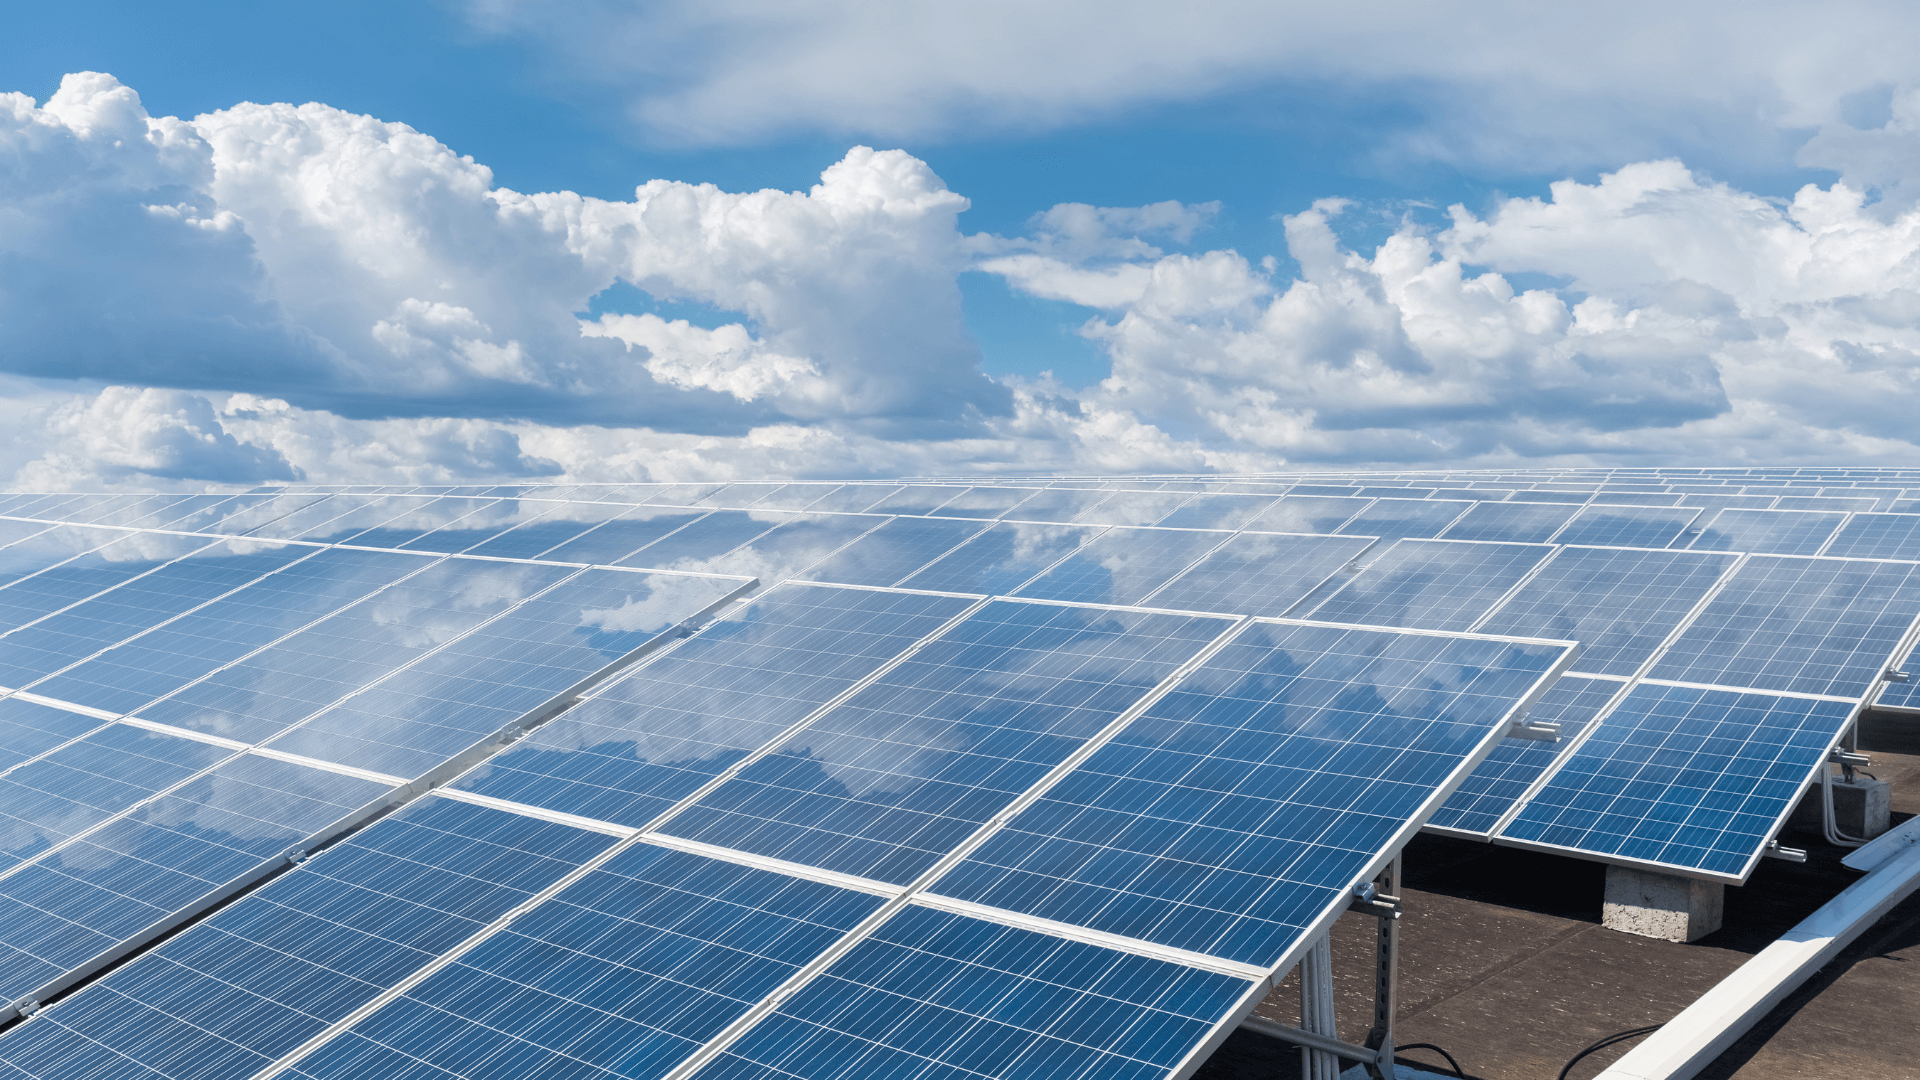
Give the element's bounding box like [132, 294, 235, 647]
[0, 696, 102, 771]
[897, 521, 1103, 596]
[1012, 528, 1233, 607]
[1551, 505, 1701, 548]
[935, 621, 1569, 964]
[660, 602, 1231, 885]
[643, 513, 881, 582]
[0, 754, 390, 1003]
[1426, 675, 1623, 834]
[693, 905, 1251, 1080]
[1000, 487, 1121, 523]
[1245, 495, 1373, 534]
[1685, 509, 1847, 555]
[1334, 498, 1471, 542]
[927, 486, 1044, 520]
[620, 511, 786, 570]
[1820, 513, 1920, 561]
[1647, 556, 1920, 697]
[865, 486, 969, 516]
[1439, 501, 1580, 543]
[1500, 683, 1855, 877]
[457, 584, 978, 826]
[800, 517, 993, 588]
[803, 486, 904, 514]
[0, 798, 615, 1080]
[1155, 494, 1281, 531]
[1476, 547, 1737, 676]
[536, 506, 711, 565]
[1146, 532, 1375, 618]
[0, 529, 215, 634]
[1075, 491, 1195, 526]
[294, 844, 885, 1080]
[1308, 539, 1554, 632]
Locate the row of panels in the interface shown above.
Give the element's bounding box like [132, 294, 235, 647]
[0, 578, 1574, 1080]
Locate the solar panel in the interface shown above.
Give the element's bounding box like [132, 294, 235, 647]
[1244, 495, 1373, 534]
[896, 521, 1104, 595]
[1685, 508, 1848, 555]
[1155, 493, 1281, 531]
[1474, 546, 1737, 677]
[1498, 683, 1857, 879]
[999, 487, 1118, 523]
[1645, 555, 1920, 697]
[1076, 490, 1196, 526]
[1307, 539, 1554, 632]
[454, 583, 980, 826]
[1818, 512, 1920, 561]
[927, 486, 1045, 520]
[800, 516, 992, 587]
[1141, 531, 1375, 618]
[933, 620, 1572, 963]
[865, 485, 971, 516]
[655, 601, 1234, 885]
[0, 797, 618, 1075]
[1011, 528, 1233, 606]
[1425, 674, 1625, 836]
[1335, 498, 1472, 541]
[619, 510, 787, 569]
[1439, 500, 1579, 543]
[1550, 504, 1701, 548]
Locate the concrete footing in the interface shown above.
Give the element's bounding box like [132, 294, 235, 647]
[1788, 775, 1892, 840]
[1602, 864, 1725, 942]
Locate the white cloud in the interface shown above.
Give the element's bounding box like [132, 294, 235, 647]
[462, 0, 1920, 174]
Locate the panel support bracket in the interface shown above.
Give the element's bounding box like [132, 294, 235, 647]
[1363, 856, 1402, 1080]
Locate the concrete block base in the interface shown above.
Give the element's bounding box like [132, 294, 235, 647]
[1602, 865, 1724, 942]
[1787, 775, 1892, 840]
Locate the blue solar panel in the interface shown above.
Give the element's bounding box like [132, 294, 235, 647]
[1143, 532, 1375, 617]
[1819, 513, 1920, 561]
[1244, 495, 1373, 534]
[0, 695, 102, 771]
[1307, 539, 1553, 632]
[897, 521, 1103, 596]
[933, 620, 1571, 965]
[1075, 490, 1195, 526]
[1336, 498, 1473, 541]
[865, 486, 971, 516]
[1685, 508, 1847, 555]
[290, 843, 887, 1080]
[1426, 675, 1624, 835]
[1646, 556, 1920, 698]
[1499, 683, 1856, 879]
[802, 516, 992, 588]
[1550, 504, 1701, 548]
[619, 510, 786, 569]
[1439, 501, 1579, 543]
[1155, 493, 1281, 531]
[455, 584, 980, 826]
[927, 486, 1045, 520]
[650, 512, 882, 582]
[0, 797, 616, 1079]
[1001, 487, 1117, 523]
[689, 905, 1252, 1080]
[1475, 547, 1737, 676]
[657, 602, 1232, 885]
[1011, 528, 1231, 606]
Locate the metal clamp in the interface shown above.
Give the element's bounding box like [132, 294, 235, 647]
[1348, 882, 1403, 919]
[13, 999, 40, 1018]
[1507, 719, 1561, 743]
[1830, 750, 1872, 767]
[1886, 668, 1911, 683]
[1765, 840, 1808, 863]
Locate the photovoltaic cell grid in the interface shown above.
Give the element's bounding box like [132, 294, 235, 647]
[0, 472, 1916, 1078]
[1425, 675, 1624, 836]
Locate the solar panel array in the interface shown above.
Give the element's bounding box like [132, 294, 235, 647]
[0, 465, 1914, 1079]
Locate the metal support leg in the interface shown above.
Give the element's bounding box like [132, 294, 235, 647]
[1364, 857, 1400, 1080]
[1298, 931, 1339, 1080]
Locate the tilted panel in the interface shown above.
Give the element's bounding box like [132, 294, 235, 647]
[1307, 539, 1554, 633]
[1425, 675, 1624, 836]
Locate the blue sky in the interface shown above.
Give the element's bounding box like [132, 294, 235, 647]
[2, 2, 1919, 486]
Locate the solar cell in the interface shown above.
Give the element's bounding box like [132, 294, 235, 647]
[1012, 528, 1232, 606]
[1154, 493, 1282, 531]
[0, 529, 232, 643]
[1439, 501, 1579, 543]
[1143, 532, 1375, 618]
[1307, 539, 1554, 632]
[1425, 675, 1624, 835]
[686, 905, 1252, 1080]
[801, 516, 993, 587]
[1498, 683, 1856, 879]
[933, 620, 1572, 964]
[657, 601, 1233, 885]
[619, 510, 786, 569]
[1474, 546, 1737, 676]
[1550, 504, 1701, 548]
[1774, 496, 1877, 512]
[804, 485, 905, 514]
[1075, 490, 1195, 526]
[0, 695, 102, 771]
[1002, 487, 1121, 523]
[0, 797, 616, 1077]
[865, 486, 970, 516]
[455, 584, 980, 826]
[896, 521, 1103, 595]
[1818, 513, 1920, 561]
[1646, 555, 1920, 697]
[289, 843, 888, 1080]
[926, 486, 1045, 520]
[1685, 508, 1848, 555]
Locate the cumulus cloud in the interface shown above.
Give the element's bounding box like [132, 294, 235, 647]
[0, 74, 1001, 432]
[463, 0, 1920, 175]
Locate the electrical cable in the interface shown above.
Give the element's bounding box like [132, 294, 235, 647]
[1393, 1041, 1481, 1078]
[1556, 1024, 1662, 1080]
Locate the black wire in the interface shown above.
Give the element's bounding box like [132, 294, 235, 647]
[1556, 1025, 1662, 1080]
[1394, 1041, 1476, 1078]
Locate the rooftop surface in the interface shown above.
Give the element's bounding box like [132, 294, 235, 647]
[1199, 708, 1920, 1080]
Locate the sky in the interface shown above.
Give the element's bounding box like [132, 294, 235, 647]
[4, 1, 1920, 487]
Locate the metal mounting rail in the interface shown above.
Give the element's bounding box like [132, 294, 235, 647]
[1595, 814, 1920, 1080]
